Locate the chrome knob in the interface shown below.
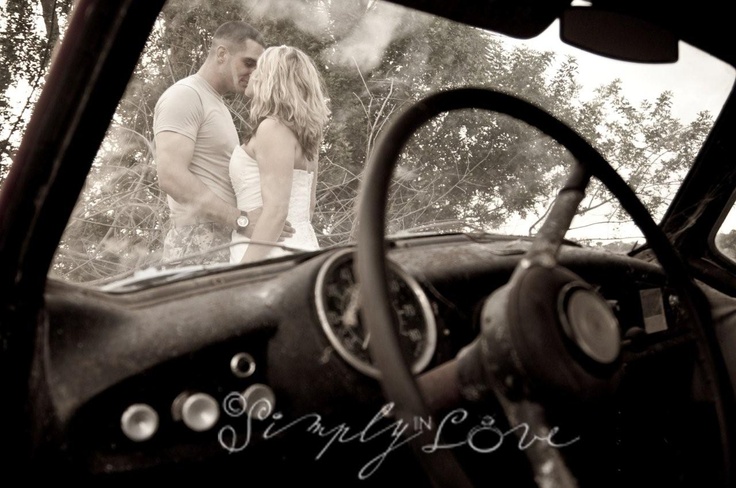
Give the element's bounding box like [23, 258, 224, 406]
[230, 352, 256, 378]
[173, 392, 220, 432]
[121, 403, 159, 441]
[242, 383, 276, 420]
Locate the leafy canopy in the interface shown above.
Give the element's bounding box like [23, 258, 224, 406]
[0, 0, 719, 283]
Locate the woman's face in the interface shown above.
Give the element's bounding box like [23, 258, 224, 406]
[244, 64, 260, 98]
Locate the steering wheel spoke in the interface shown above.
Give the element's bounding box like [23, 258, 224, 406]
[524, 161, 591, 269]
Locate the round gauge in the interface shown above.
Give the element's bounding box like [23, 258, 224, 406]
[315, 249, 437, 378]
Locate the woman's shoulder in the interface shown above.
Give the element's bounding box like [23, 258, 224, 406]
[254, 117, 298, 145]
[256, 116, 292, 133]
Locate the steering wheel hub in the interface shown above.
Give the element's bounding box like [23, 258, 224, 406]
[475, 264, 621, 403]
[559, 282, 621, 365]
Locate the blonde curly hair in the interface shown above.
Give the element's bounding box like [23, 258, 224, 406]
[247, 45, 330, 161]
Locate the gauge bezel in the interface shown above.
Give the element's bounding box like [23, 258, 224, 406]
[314, 249, 438, 378]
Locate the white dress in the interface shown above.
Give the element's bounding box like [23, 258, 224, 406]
[229, 145, 319, 263]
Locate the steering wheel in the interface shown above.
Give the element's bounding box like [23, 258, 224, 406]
[355, 88, 735, 487]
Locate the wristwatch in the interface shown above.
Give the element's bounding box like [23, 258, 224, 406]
[235, 210, 249, 232]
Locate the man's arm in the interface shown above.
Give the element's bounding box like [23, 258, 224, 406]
[155, 131, 295, 239]
[155, 131, 240, 229]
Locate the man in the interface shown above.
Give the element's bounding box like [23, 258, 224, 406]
[154, 21, 290, 265]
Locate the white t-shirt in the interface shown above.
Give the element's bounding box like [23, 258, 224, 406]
[153, 73, 239, 225]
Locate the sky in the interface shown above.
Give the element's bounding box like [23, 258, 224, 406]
[493, 20, 736, 242]
[513, 20, 736, 123]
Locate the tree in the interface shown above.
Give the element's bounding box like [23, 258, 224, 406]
[0, 0, 718, 283]
[716, 229, 736, 261]
[0, 0, 73, 183]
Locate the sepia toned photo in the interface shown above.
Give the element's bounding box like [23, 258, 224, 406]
[2, 1, 736, 486]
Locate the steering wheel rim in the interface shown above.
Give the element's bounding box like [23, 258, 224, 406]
[355, 87, 735, 487]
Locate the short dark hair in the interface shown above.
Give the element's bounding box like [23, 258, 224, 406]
[212, 21, 266, 49]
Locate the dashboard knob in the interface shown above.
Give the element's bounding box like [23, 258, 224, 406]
[173, 392, 220, 432]
[121, 403, 159, 441]
[230, 352, 256, 378]
[242, 383, 276, 420]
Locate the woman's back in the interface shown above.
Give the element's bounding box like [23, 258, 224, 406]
[229, 145, 318, 263]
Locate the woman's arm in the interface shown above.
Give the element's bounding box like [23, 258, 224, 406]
[241, 119, 298, 263]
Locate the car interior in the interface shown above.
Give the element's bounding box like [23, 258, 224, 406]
[2, 0, 736, 487]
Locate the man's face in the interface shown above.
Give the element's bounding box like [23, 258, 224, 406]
[244, 63, 259, 98]
[222, 39, 264, 94]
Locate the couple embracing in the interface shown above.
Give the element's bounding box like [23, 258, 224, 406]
[153, 21, 329, 265]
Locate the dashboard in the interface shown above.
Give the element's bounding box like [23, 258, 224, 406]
[314, 248, 438, 378]
[38, 234, 712, 485]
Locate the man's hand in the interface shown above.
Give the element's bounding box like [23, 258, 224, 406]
[156, 131, 238, 228]
[240, 207, 295, 241]
[280, 220, 296, 241]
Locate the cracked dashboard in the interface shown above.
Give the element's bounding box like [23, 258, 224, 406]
[39, 234, 701, 484]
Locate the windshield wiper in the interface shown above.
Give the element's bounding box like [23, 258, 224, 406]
[390, 219, 491, 237]
[94, 238, 321, 291]
[98, 263, 232, 292]
[388, 221, 584, 252]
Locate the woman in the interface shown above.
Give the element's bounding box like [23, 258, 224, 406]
[229, 45, 330, 263]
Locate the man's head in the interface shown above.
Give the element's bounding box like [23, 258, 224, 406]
[205, 21, 266, 95]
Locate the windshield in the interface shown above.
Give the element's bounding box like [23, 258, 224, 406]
[2, 0, 734, 287]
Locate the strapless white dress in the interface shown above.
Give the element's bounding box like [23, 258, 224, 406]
[229, 145, 319, 263]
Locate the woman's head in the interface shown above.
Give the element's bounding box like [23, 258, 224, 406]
[246, 45, 330, 160]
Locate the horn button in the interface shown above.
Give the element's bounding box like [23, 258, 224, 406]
[475, 264, 622, 402]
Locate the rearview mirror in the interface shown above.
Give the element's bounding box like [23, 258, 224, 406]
[560, 7, 678, 63]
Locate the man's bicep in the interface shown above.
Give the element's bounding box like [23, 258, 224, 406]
[155, 132, 197, 194]
[156, 132, 195, 166]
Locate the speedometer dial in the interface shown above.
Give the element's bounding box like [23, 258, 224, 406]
[315, 249, 437, 378]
